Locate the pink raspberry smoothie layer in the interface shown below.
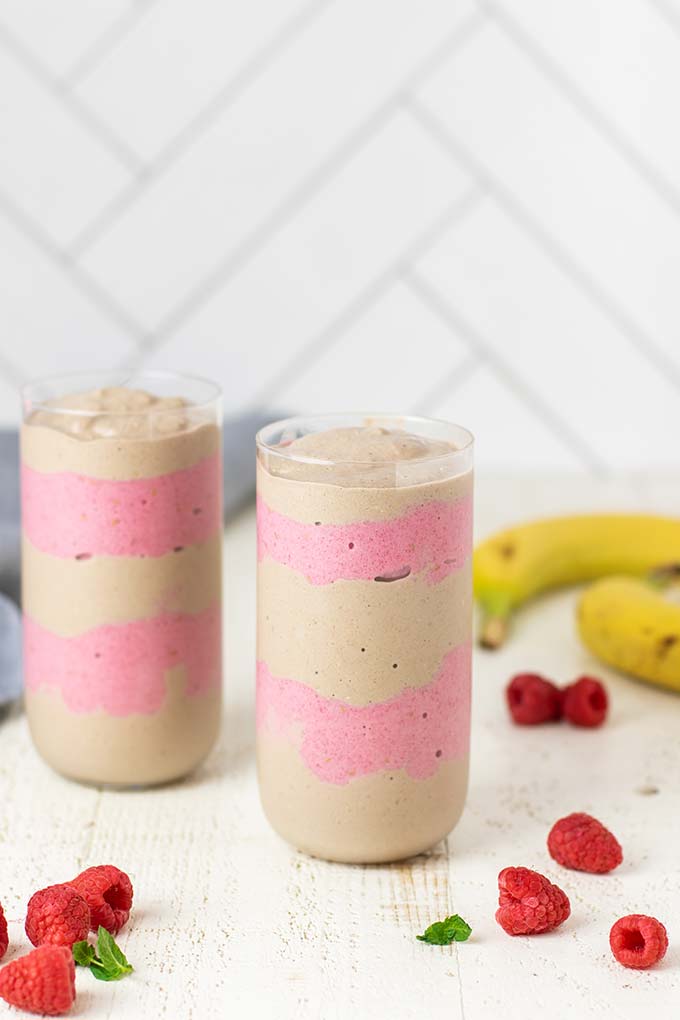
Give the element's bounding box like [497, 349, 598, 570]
[21, 453, 221, 559]
[257, 495, 472, 586]
[256, 642, 471, 784]
[24, 606, 221, 715]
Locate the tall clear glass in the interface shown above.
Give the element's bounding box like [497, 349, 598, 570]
[256, 413, 473, 862]
[21, 371, 223, 786]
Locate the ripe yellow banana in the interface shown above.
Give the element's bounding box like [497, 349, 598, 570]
[473, 514, 680, 648]
[578, 576, 680, 691]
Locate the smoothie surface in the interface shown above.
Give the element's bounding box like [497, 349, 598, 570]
[27, 386, 196, 440]
[282, 426, 455, 463]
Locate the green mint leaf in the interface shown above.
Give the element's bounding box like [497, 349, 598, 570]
[96, 927, 118, 968]
[416, 914, 472, 945]
[95, 926, 133, 980]
[90, 960, 119, 982]
[72, 941, 96, 967]
[108, 938, 131, 970]
[76, 927, 133, 981]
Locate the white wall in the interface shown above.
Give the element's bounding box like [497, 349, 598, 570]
[2, 0, 679, 474]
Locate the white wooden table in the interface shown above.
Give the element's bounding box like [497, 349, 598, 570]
[1, 477, 678, 1019]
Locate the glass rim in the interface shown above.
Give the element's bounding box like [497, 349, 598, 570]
[256, 412, 474, 467]
[21, 369, 222, 417]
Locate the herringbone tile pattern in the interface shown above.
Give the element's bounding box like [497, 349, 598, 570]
[1, 0, 678, 472]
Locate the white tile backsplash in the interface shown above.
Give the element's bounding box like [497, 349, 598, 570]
[492, 0, 680, 193]
[0, 0, 677, 473]
[274, 280, 472, 414]
[428, 362, 588, 473]
[78, 0, 475, 330]
[0, 0, 129, 77]
[0, 213, 136, 377]
[144, 112, 470, 408]
[73, 0, 317, 162]
[416, 196, 680, 471]
[491, 0, 680, 187]
[0, 42, 131, 245]
[417, 21, 680, 379]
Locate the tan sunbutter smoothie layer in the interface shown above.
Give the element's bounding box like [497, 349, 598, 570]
[257, 425, 472, 863]
[22, 387, 222, 787]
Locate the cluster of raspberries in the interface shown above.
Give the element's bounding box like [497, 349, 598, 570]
[0, 864, 133, 1016]
[506, 672, 608, 727]
[495, 812, 667, 969]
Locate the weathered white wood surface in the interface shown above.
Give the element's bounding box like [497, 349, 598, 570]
[0, 476, 678, 1019]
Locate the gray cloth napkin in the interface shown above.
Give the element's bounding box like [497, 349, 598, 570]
[0, 594, 22, 708]
[0, 411, 283, 706]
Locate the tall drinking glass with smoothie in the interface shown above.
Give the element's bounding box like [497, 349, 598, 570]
[256, 414, 473, 862]
[21, 372, 223, 787]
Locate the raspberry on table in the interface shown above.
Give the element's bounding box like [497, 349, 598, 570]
[610, 914, 668, 969]
[70, 864, 133, 934]
[0, 902, 7, 961]
[25, 884, 90, 948]
[506, 673, 562, 725]
[496, 866, 570, 935]
[548, 812, 622, 874]
[562, 676, 608, 727]
[0, 945, 75, 1016]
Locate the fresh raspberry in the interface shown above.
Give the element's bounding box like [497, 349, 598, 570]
[0, 945, 75, 1016]
[496, 866, 570, 935]
[562, 675, 608, 727]
[0, 902, 7, 961]
[25, 884, 90, 948]
[70, 865, 133, 934]
[548, 812, 622, 874]
[506, 673, 562, 725]
[610, 914, 668, 969]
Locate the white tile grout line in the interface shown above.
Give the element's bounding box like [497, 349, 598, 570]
[146, 103, 408, 346]
[67, 0, 339, 258]
[0, 11, 486, 369]
[69, 4, 487, 262]
[404, 269, 607, 476]
[0, 0, 339, 360]
[644, 0, 680, 39]
[61, 0, 162, 89]
[410, 352, 482, 416]
[157, 0, 483, 178]
[0, 20, 143, 175]
[0, 189, 149, 349]
[245, 185, 485, 410]
[141, 10, 487, 351]
[481, 0, 680, 224]
[406, 97, 680, 396]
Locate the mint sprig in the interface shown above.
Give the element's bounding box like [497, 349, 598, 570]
[73, 926, 133, 982]
[417, 914, 472, 945]
[72, 941, 97, 968]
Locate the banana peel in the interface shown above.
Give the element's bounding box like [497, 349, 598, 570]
[474, 514, 680, 648]
[578, 576, 680, 691]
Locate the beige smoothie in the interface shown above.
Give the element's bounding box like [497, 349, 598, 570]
[21, 383, 222, 786]
[256, 419, 473, 863]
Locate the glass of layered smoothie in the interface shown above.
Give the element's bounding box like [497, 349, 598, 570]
[256, 414, 473, 863]
[21, 371, 223, 787]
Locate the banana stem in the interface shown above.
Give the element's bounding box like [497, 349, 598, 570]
[479, 613, 509, 650]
